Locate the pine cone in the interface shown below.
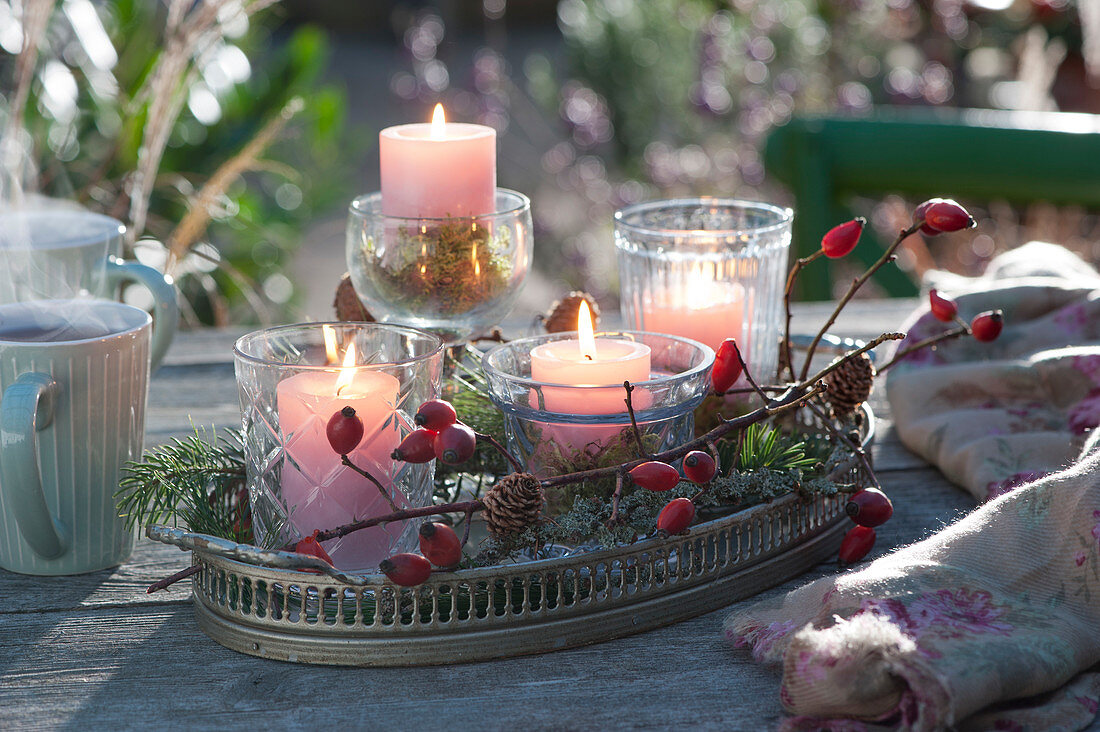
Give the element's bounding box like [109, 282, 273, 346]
[333, 273, 374, 322]
[481, 473, 543, 539]
[825, 352, 875, 418]
[544, 291, 600, 333]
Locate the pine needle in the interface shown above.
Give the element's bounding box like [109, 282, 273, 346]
[117, 426, 250, 541]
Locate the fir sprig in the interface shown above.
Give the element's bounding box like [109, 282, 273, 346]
[720, 422, 820, 473]
[117, 427, 250, 542]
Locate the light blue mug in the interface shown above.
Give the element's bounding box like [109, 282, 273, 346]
[0, 209, 177, 369]
[0, 300, 151, 575]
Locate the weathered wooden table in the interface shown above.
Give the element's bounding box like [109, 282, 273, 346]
[0, 300, 980, 729]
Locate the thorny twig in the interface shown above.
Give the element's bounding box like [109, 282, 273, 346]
[623, 381, 652, 460]
[799, 222, 923, 379]
[876, 325, 969, 372]
[341, 455, 398, 512]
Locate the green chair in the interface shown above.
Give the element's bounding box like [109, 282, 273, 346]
[764, 108, 1100, 300]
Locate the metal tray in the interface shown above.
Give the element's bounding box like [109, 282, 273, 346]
[151, 404, 873, 666]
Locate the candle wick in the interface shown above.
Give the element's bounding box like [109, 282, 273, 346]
[584, 354, 593, 361]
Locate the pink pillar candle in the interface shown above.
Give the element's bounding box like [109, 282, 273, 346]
[379, 104, 496, 218]
[276, 367, 401, 571]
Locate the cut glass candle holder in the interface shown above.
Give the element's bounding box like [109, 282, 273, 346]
[615, 198, 792, 382]
[481, 331, 713, 514]
[346, 189, 532, 344]
[234, 322, 444, 573]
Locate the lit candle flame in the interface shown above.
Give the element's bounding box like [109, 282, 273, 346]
[335, 341, 357, 395]
[323, 324, 339, 365]
[578, 300, 597, 361]
[430, 103, 446, 141]
[472, 240, 480, 277]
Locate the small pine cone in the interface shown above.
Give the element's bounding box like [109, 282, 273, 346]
[333, 273, 374, 322]
[544, 291, 600, 333]
[825, 352, 875, 417]
[481, 473, 543, 539]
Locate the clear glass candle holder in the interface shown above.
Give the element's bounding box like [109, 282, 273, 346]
[346, 189, 532, 344]
[481, 332, 713, 514]
[234, 322, 445, 573]
[615, 199, 792, 382]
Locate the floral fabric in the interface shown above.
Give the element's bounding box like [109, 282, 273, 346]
[724, 244, 1100, 730]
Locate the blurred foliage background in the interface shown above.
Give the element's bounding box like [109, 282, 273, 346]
[2, 0, 1097, 322]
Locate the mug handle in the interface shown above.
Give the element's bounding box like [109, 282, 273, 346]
[104, 256, 179, 371]
[0, 372, 67, 559]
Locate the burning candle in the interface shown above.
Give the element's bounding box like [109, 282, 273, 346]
[530, 301, 651, 414]
[640, 280, 747, 354]
[276, 327, 402, 571]
[379, 104, 496, 218]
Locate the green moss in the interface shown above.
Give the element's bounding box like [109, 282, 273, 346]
[363, 220, 513, 316]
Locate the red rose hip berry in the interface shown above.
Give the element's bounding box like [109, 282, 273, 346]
[391, 428, 437, 463]
[379, 553, 433, 587]
[326, 406, 364, 455]
[629, 461, 681, 492]
[657, 497, 696, 536]
[434, 423, 477, 465]
[418, 522, 463, 568]
[913, 199, 942, 236]
[923, 199, 975, 233]
[682, 450, 717, 484]
[295, 530, 334, 566]
[845, 488, 893, 528]
[928, 289, 958, 323]
[821, 217, 865, 259]
[414, 399, 458, 431]
[711, 338, 744, 394]
[970, 310, 1004, 342]
[838, 525, 876, 566]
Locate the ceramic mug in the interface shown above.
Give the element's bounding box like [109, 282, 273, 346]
[0, 300, 151, 575]
[0, 209, 177, 369]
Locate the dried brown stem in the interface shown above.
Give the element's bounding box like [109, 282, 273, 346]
[147, 563, 200, 593]
[799, 222, 922, 380]
[876, 325, 969, 372]
[805, 401, 879, 491]
[166, 97, 305, 272]
[540, 381, 825, 489]
[730, 340, 768, 403]
[623, 381, 651, 459]
[607, 471, 626, 526]
[312, 500, 484, 543]
[474, 431, 524, 473]
[781, 249, 824, 381]
[801, 332, 906, 388]
[460, 506, 475, 547]
[718, 384, 788, 395]
[341, 455, 398, 512]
